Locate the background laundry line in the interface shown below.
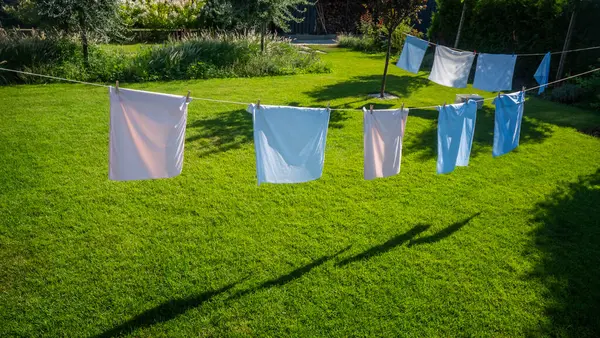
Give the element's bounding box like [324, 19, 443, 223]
[401, 33, 600, 57]
[0, 66, 598, 112]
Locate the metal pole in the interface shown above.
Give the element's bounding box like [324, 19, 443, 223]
[556, 10, 577, 80]
[454, 1, 467, 48]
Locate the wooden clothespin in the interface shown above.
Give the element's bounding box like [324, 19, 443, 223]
[257, 99, 261, 109]
[497, 91, 501, 98]
[401, 103, 405, 111]
[185, 90, 191, 103]
[443, 101, 447, 107]
[115, 80, 119, 92]
[522, 86, 526, 93]
[370, 104, 374, 114]
[327, 102, 330, 111]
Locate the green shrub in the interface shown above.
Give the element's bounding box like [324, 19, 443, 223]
[550, 84, 585, 104]
[0, 30, 330, 85]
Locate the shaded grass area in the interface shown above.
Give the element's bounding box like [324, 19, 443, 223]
[1, 48, 600, 337]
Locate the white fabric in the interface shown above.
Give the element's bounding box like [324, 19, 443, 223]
[363, 108, 409, 180]
[429, 46, 476, 88]
[109, 87, 190, 181]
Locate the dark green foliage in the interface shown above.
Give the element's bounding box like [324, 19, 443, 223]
[429, 0, 600, 85]
[0, 31, 330, 84]
[549, 71, 600, 109]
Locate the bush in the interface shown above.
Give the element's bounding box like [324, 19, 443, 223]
[0, 30, 331, 85]
[549, 70, 600, 109]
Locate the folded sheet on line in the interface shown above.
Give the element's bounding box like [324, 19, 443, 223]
[436, 100, 478, 174]
[493, 91, 525, 157]
[247, 104, 330, 185]
[363, 107, 409, 180]
[429, 46, 476, 88]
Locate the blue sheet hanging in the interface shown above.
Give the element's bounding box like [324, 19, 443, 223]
[396, 35, 430, 74]
[436, 100, 478, 174]
[247, 104, 330, 185]
[534, 52, 551, 94]
[493, 91, 525, 157]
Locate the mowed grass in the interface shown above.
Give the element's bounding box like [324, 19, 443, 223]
[1, 47, 600, 337]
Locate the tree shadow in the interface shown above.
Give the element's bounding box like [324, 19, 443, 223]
[94, 246, 350, 337]
[336, 224, 431, 267]
[527, 169, 600, 337]
[407, 213, 481, 247]
[404, 106, 554, 161]
[305, 74, 431, 102]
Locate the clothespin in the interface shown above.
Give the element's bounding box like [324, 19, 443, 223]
[370, 104, 374, 114]
[497, 92, 501, 98]
[257, 99, 261, 109]
[401, 103, 405, 111]
[474, 50, 477, 55]
[522, 86, 526, 93]
[115, 80, 119, 92]
[327, 102, 330, 111]
[185, 90, 191, 103]
[443, 101, 447, 107]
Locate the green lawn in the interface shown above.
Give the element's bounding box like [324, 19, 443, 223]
[1, 47, 599, 337]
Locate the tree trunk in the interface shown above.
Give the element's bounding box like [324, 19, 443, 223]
[80, 29, 89, 68]
[380, 30, 393, 98]
[78, 11, 89, 68]
[260, 21, 267, 53]
[556, 10, 577, 80]
[454, 1, 467, 48]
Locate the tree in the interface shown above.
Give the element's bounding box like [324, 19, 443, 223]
[374, 0, 427, 98]
[230, 0, 312, 52]
[7, 0, 122, 67]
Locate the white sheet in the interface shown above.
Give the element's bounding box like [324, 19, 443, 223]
[109, 87, 190, 181]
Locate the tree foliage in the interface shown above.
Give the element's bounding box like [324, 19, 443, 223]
[428, 0, 600, 77]
[373, 0, 427, 97]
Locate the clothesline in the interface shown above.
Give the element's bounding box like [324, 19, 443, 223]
[402, 33, 600, 57]
[0, 66, 599, 111]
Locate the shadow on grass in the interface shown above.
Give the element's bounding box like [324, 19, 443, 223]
[404, 106, 554, 161]
[337, 213, 480, 267]
[336, 224, 431, 267]
[185, 106, 353, 157]
[305, 74, 431, 103]
[527, 169, 600, 337]
[95, 246, 350, 338]
[407, 213, 481, 247]
[94, 281, 241, 338]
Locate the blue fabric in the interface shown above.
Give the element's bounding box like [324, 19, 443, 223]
[534, 52, 551, 94]
[396, 35, 429, 74]
[473, 53, 517, 92]
[247, 104, 330, 185]
[436, 100, 478, 174]
[493, 91, 525, 157]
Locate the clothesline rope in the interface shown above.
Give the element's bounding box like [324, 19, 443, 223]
[402, 33, 600, 57]
[1, 66, 599, 111]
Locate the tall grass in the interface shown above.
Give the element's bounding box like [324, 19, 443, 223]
[0, 30, 330, 84]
